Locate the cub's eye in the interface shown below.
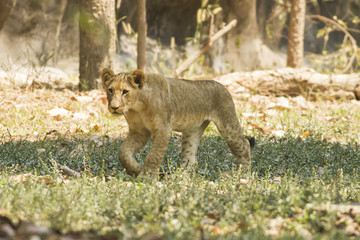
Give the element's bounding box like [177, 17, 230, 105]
[108, 88, 113, 94]
[122, 90, 129, 95]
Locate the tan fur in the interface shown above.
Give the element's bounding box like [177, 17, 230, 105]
[101, 68, 251, 177]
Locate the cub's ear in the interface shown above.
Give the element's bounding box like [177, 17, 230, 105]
[128, 70, 146, 89]
[101, 68, 115, 86]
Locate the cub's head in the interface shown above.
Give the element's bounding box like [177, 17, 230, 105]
[101, 68, 146, 115]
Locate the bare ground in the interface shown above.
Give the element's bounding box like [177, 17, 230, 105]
[1, 84, 360, 144]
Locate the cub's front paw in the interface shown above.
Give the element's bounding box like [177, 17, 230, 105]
[137, 167, 159, 180]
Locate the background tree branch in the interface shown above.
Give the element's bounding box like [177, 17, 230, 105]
[173, 19, 237, 78]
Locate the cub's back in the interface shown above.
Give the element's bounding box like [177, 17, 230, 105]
[166, 77, 233, 114]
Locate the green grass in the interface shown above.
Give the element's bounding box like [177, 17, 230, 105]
[1, 134, 359, 179]
[1, 89, 360, 239]
[0, 163, 359, 239]
[1, 134, 360, 239]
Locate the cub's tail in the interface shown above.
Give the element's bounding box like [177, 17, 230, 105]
[246, 136, 256, 149]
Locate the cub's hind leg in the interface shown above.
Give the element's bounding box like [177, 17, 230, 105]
[119, 128, 151, 176]
[181, 120, 210, 168]
[213, 111, 251, 170]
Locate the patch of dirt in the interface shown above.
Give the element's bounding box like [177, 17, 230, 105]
[0, 88, 128, 141]
[1, 69, 360, 143]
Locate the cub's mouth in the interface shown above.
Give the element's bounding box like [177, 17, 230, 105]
[111, 111, 123, 116]
[108, 107, 124, 115]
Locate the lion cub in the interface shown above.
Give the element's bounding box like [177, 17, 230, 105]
[101, 68, 251, 177]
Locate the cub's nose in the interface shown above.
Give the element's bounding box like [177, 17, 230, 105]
[111, 106, 119, 111]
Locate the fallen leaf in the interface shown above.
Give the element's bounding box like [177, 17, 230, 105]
[264, 228, 279, 238]
[273, 177, 281, 184]
[318, 167, 325, 175]
[74, 96, 93, 104]
[238, 221, 245, 228]
[46, 130, 57, 135]
[239, 179, 248, 185]
[37, 148, 45, 154]
[93, 139, 103, 147]
[325, 116, 336, 122]
[169, 193, 181, 202]
[10, 173, 31, 183]
[93, 125, 100, 131]
[221, 171, 232, 177]
[0, 209, 8, 215]
[273, 130, 285, 137]
[69, 124, 80, 133]
[211, 226, 220, 234]
[72, 112, 90, 120]
[14, 104, 26, 109]
[291, 96, 313, 110]
[249, 123, 265, 133]
[267, 97, 291, 110]
[87, 105, 100, 117]
[10, 174, 54, 185]
[345, 224, 360, 236]
[242, 112, 265, 120]
[265, 217, 287, 237]
[264, 109, 278, 116]
[233, 86, 246, 93]
[206, 213, 218, 220]
[53, 115, 62, 121]
[47, 107, 70, 117]
[303, 131, 310, 137]
[100, 96, 108, 105]
[122, 182, 134, 187]
[37, 176, 54, 185]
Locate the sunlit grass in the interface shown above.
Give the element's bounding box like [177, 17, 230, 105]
[0, 170, 359, 239]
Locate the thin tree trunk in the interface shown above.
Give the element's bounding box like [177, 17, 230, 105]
[137, 0, 147, 71]
[214, 0, 285, 72]
[220, 0, 260, 70]
[0, 0, 16, 31]
[287, 0, 306, 68]
[79, 0, 115, 91]
[52, 0, 68, 65]
[38, 0, 67, 66]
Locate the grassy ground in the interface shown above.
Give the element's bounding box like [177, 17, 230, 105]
[1, 89, 360, 239]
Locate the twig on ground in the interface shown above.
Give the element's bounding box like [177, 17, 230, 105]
[59, 165, 82, 178]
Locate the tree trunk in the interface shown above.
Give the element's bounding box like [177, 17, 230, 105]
[0, 0, 16, 31]
[79, 0, 115, 91]
[287, 0, 306, 68]
[52, 0, 68, 64]
[136, 0, 147, 71]
[213, 0, 285, 72]
[220, 0, 259, 70]
[216, 68, 360, 100]
[1, 0, 67, 66]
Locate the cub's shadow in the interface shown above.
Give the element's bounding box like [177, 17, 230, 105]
[0, 134, 238, 179]
[1, 134, 359, 179]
